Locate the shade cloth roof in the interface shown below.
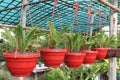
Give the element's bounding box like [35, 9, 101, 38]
[0, 0, 118, 32]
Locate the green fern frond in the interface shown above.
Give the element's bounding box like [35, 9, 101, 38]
[24, 26, 38, 52]
[2, 24, 39, 53]
[47, 21, 69, 48]
[2, 28, 16, 52]
[15, 24, 24, 53]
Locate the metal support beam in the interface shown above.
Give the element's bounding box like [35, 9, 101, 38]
[0, 1, 46, 13]
[109, 0, 118, 80]
[90, 14, 95, 36]
[0, 24, 49, 32]
[99, 0, 120, 12]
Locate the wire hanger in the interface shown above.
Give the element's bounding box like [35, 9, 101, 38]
[52, 0, 62, 29]
[98, 3, 102, 29]
[72, 2, 80, 32]
[86, 0, 92, 35]
[20, 0, 33, 27]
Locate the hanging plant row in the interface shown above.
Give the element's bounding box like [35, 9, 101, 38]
[39, 21, 120, 68]
[1, 22, 120, 78]
[2, 25, 40, 77]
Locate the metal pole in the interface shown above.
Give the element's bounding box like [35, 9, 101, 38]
[21, 0, 27, 27]
[19, 0, 27, 80]
[109, 0, 118, 80]
[90, 14, 95, 36]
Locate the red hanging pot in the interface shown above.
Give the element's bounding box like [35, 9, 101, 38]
[40, 48, 67, 68]
[3, 52, 39, 77]
[79, 50, 97, 64]
[91, 48, 108, 60]
[65, 52, 85, 68]
[105, 48, 120, 58]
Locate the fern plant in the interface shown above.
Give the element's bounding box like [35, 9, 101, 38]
[2, 28, 16, 52]
[82, 35, 95, 50]
[2, 24, 39, 53]
[40, 21, 69, 49]
[65, 32, 84, 52]
[92, 30, 117, 48]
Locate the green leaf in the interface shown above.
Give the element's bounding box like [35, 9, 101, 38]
[2, 24, 39, 53]
[47, 21, 69, 48]
[2, 28, 16, 52]
[15, 24, 24, 53]
[24, 26, 38, 52]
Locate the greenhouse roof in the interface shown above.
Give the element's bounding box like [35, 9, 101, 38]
[0, 0, 119, 32]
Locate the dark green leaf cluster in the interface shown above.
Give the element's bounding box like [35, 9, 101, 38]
[0, 42, 14, 54]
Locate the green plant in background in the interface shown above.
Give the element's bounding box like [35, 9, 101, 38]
[0, 39, 15, 61]
[1, 27, 15, 52]
[39, 63, 108, 80]
[39, 68, 70, 80]
[0, 42, 14, 53]
[78, 65, 100, 80]
[100, 60, 109, 75]
[117, 33, 120, 48]
[82, 35, 95, 50]
[117, 58, 120, 79]
[2, 24, 39, 53]
[39, 67, 80, 80]
[117, 58, 120, 78]
[92, 30, 117, 48]
[74, 62, 107, 80]
[0, 72, 9, 80]
[40, 21, 69, 49]
[65, 32, 84, 52]
[1, 63, 7, 71]
[61, 67, 80, 80]
[93, 30, 108, 48]
[81, 30, 117, 49]
[107, 35, 117, 48]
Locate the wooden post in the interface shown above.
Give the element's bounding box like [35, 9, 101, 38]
[99, 0, 120, 12]
[109, 0, 118, 80]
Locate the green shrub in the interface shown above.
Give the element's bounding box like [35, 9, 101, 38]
[39, 68, 70, 80]
[0, 72, 9, 80]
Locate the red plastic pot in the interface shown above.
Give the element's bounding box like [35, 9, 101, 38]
[79, 50, 97, 64]
[65, 52, 85, 68]
[3, 52, 39, 77]
[40, 48, 67, 68]
[105, 48, 120, 58]
[91, 48, 108, 60]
